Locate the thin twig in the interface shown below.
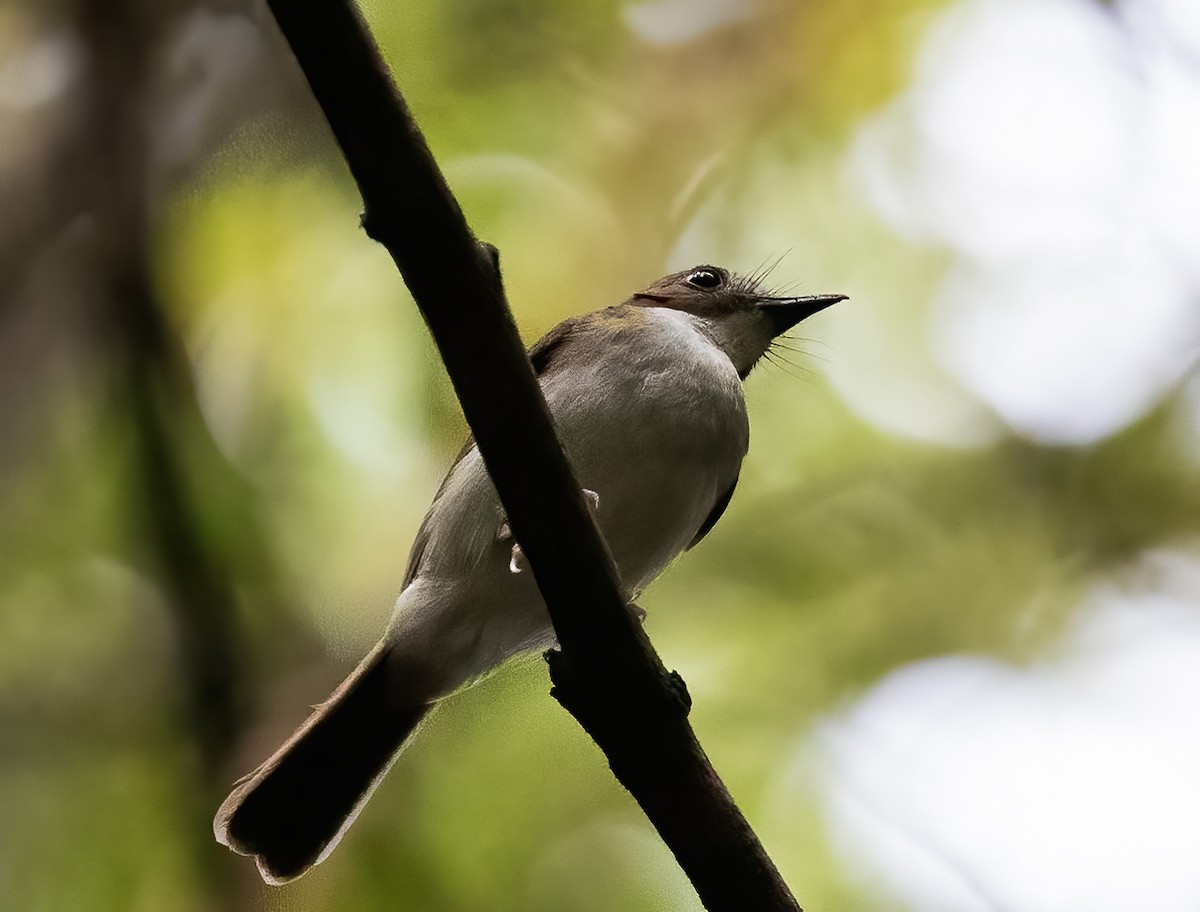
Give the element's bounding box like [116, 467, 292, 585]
[264, 2, 801, 908]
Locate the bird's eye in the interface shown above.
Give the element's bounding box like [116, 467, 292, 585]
[686, 269, 722, 289]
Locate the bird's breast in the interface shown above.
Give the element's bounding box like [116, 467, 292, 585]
[541, 307, 748, 591]
[391, 305, 749, 684]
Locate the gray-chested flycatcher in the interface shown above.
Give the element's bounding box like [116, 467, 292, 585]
[214, 265, 845, 883]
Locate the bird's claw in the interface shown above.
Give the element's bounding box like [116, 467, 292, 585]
[500, 490, 598, 576]
[497, 518, 527, 574]
[509, 542, 527, 575]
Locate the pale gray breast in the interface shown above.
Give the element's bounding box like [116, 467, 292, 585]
[409, 306, 747, 599]
[541, 306, 748, 593]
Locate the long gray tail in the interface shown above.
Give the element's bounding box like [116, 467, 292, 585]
[214, 643, 429, 884]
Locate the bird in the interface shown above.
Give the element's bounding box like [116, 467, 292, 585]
[213, 264, 845, 884]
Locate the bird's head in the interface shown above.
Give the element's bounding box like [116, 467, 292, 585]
[629, 265, 846, 378]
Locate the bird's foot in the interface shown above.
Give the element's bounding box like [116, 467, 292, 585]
[509, 542, 527, 575]
[627, 602, 646, 624]
[497, 519, 526, 574]
[498, 489, 598, 576]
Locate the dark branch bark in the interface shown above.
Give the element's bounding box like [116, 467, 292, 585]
[264, 2, 801, 908]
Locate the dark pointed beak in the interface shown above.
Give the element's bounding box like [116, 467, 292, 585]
[758, 293, 847, 336]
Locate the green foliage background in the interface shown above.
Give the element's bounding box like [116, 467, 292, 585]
[1, 0, 1196, 910]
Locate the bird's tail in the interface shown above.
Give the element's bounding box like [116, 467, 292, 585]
[214, 642, 430, 884]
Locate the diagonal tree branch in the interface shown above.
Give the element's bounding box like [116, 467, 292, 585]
[263, 1, 802, 908]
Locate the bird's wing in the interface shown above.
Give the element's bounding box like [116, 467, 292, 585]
[400, 434, 474, 587]
[687, 474, 739, 551]
[527, 315, 582, 376]
[401, 317, 583, 586]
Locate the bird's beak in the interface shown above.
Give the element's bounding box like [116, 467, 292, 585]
[758, 293, 847, 336]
